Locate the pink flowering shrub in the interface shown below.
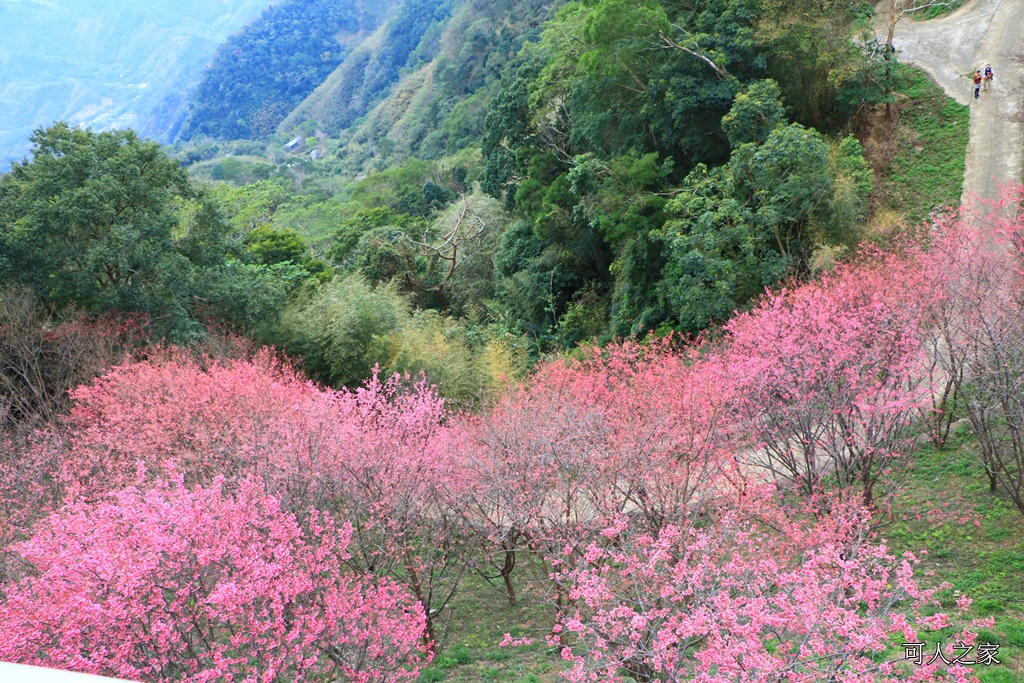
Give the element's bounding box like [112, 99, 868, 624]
[557, 495, 977, 683]
[0, 478, 428, 682]
[14, 350, 467, 642]
[460, 342, 743, 607]
[724, 254, 930, 506]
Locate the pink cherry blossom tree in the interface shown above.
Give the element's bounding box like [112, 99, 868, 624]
[57, 348, 317, 497]
[30, 351, 471, 643]
[556, 493, 979, 683]
[461, 343, 743, 610]
[724, 255, 929, 507]
[924, 186, 1024, 512]
[329, 371, 474, 643]
[0, 478, 428, 683]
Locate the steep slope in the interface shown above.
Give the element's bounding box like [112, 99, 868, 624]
[0, 0, 275, 168]
[279, 0, 563, 167]
[278, 0, 457, 137]
[178, 0, 401, 142]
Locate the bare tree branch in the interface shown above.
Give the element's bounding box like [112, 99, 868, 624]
[629, 17, 732, 80]
[657, 23, 731, 80]
[883, 0, 959, 52]
[408, 197, 489, 281]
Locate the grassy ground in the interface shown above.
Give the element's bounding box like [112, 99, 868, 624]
[862, 64, 970, 227]
[418, 425, 1024, 682]
[887, 426, 1024, 682]
[415, 570, 563, 683]
[912, 1, 965, 20]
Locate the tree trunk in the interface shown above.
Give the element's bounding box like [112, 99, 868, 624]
[500, 550, 517, 605]
[885, 0, 898, 121]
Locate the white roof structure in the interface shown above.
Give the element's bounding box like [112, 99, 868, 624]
[0, 662, 139, 683]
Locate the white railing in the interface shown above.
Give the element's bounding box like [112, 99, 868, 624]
[0, 662, 139, 682]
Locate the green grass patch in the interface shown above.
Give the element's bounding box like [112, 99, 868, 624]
[912, 0, 965, 20]
[415, 572, 563, 682]
[869, 64, 969, 225]
[889, 429, 1024, 680]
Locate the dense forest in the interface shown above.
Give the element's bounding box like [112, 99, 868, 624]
[179, 0, 402, 140]
[171, 0, 911, 376]
[5, 0, 1024, 681]
[1, 0, 966, 403]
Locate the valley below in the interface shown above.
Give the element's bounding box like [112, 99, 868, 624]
[0, 0, 275, 167]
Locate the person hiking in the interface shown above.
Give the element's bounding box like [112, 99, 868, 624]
[983, 63, 994, 92]
[974, 70, 983, 99]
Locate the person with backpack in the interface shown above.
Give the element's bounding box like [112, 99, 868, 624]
[983, 63, 994, 92]
[974, 70, 983, 99]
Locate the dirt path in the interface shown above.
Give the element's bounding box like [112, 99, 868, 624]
[877, 0, 1024, 209]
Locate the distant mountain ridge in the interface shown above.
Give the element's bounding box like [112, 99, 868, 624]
[0, 0, 277, 168]
[278, 0, 456, 137]
[175, 0, 561, 172]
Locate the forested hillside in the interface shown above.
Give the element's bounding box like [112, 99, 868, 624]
[168, 0, 922, 363]
[178, 0, 403, 140]
[0, 0, 967, 402]
[282, 0, 560, 162]
[289, 0, 459, 136]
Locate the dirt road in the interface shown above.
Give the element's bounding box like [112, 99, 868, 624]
[878, 0, 1024, 209]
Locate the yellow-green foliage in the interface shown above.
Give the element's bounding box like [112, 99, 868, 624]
[388, 309, 481, 404]
[388, 310, 528, 408]
[281, 274, 529, 406]
[279, 275, 405, 389]
[809, 136, 873, 257]
[476, 334, 530, 397]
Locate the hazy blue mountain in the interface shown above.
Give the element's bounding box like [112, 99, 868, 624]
[0, 0, 276, 167]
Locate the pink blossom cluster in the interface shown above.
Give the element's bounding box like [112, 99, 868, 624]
[556, 499, 978, 683]
[1, 352, 447, 680]
[0, 479, 427, 682]
[7, 188, 1024, 682]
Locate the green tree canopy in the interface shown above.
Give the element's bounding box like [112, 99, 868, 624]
[721, 79, 786, 147]
[657, 122, 838, 333]
[0, 123, 280, 340]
